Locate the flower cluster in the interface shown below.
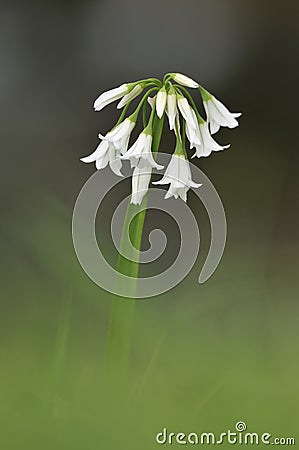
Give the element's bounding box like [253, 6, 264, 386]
[81, 73, 241, 204]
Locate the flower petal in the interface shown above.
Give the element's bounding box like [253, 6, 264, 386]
[156, 88, 167, 118]
[94, 84, 128, 111]
[117, 85, 143, 109]
[177, 97, 198, 130]
[131, 166, 152, 205]
[80, 140, 109, 163]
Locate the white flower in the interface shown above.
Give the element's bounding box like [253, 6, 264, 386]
[147, 95, 156, 108]
[99, 118, 135, 155]
[192, 122, 230, 158]
[170, 73, 199, 88]
[80, 139, 122, 176]
[131, 166, 152, 205]
[122, 132, 164, 170]
[182, 108, 230, 157]
[199, 86, 241, 134]
[94, 83, 130, 111]
[153, 154, 201, 201]
[177, 96, 198, 130]
[204, 96, 241, 134]
[156, 86, 167, 118]
[117, 84, 143, 109]
[166, 91, 177, 130]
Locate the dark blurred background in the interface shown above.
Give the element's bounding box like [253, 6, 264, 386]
[1, 1, 299, 449]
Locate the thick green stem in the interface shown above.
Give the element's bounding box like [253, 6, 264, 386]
[105, 114, 164, 378]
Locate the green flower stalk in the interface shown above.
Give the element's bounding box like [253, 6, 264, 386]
[80, 72, 241, 374]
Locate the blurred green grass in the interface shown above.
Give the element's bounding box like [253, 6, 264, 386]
[0, 193, 298, 449]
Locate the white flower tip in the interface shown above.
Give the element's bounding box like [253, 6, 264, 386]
[155, 163, 164, 170]
[95, 161, 103, 170]
[131, 198, 142, 206]
[93, 102, 103, 111]
[156, 109, 163, 119]
[233, 112, 242, 118]
[80, 156, 90, 163]
[189, 182, 203, 189]
[112, 169, 124, 177]
[164, 191, 174, 200]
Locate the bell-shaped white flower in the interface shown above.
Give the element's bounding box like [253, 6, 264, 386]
[200, 86, 241, 134]
[193, 122, 230, 158]
[122, 131, 164, 170]
[182, 107, 229, 157]
[131, 166, 152, 205]
[154, 153, 201, 202]
[100, 118, 135, 155]
[156, 86, 167, 118]
[166, 86, 177, 130]
[170, 72, 199, 88]
[117, 84, 143, 109]
[177, 95, 198, 131]
[94, 83, 131, 111]
[80, 139, 122, 176]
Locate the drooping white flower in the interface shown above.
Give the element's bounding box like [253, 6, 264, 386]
[80, 139, 122, 176]
[170, 73, 199, 88]
[177, 95, 198, 130]
[182, 107, 229, 157]
[154, 154, 201, 201]
[192, 122, 230, 158]
[99, 118, 135, 155]
[156, 86, 167, 118]
[131, 166, 152, 205]
[122, 132, 164, 170]
[200, 86, 241, 134]
[94, 83, 130, 111]
[166, 88, 177, 130]
[204, 97, 241, 134]
[117, 84, 143, 109]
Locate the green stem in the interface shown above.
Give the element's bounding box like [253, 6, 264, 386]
[163, 73, 172, 84]
[182, 120, 186, 148]
[105, 113, 164, 379]
[142, 100, 148, 128]
[129, 87, 158, 122]
[115, 102, 131, 126]
[138, 77, 162, 87]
